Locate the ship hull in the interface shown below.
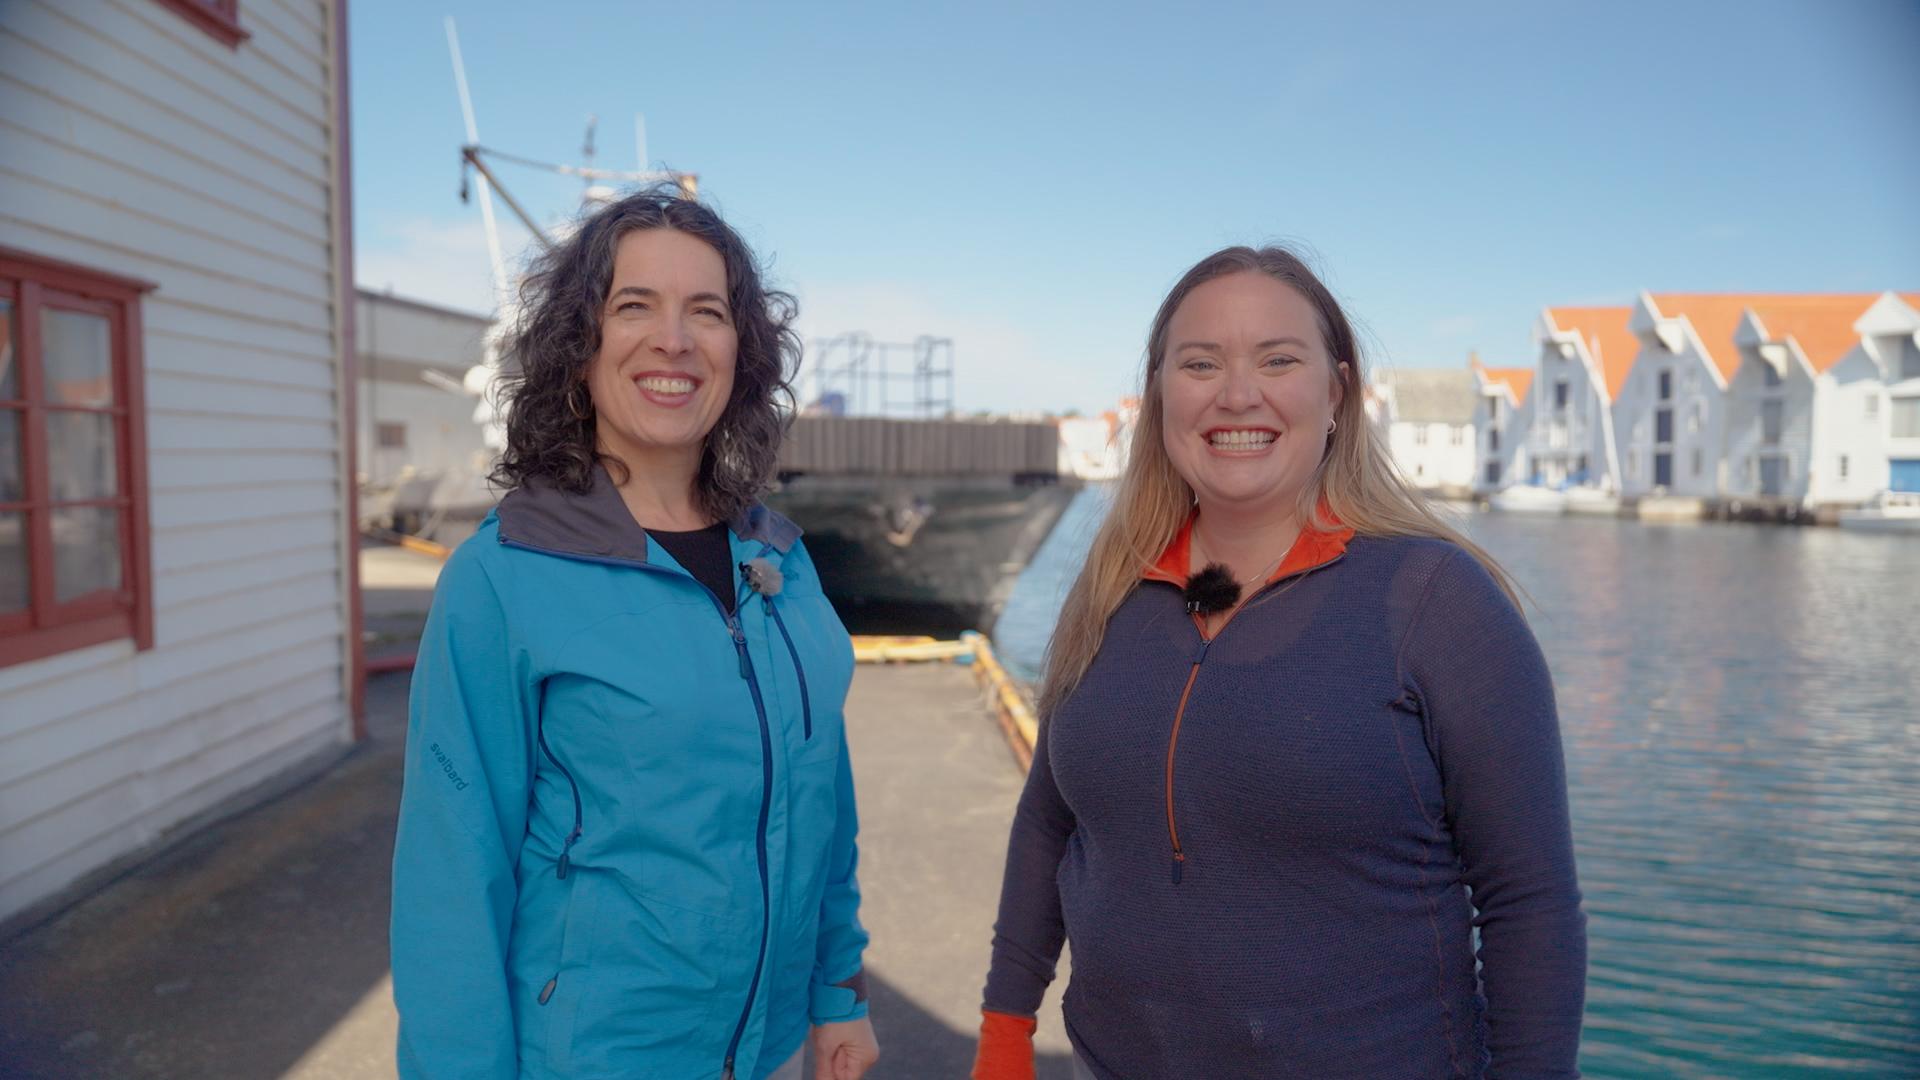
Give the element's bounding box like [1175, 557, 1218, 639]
[766, 473, 1080, 637]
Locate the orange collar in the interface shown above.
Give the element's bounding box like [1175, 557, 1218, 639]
[1143, 506, 1354, 588]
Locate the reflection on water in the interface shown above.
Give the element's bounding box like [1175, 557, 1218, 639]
[997, 489, 1920, 1077]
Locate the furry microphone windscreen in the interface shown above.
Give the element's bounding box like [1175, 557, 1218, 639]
[741, 557, 784, 597]
[1183, 564, 1241, 614]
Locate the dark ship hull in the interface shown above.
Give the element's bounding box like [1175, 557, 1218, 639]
[765, 473, 1079, 637]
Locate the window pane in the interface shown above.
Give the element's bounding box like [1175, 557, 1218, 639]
[0, 409, 21, 502]
[44, 308, 114, 407]
[1894, 398, 1920, 439]
[53, 505, 121, 602]
[0, 297, 17, 401]
[0, 511, 24, 614]
[48, 411, 118, 499]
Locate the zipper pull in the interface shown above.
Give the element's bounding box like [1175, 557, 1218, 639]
[538, 976, 558, 1005]
[721, 1058, 735, 1080]
[556, 824, 582, 879]
[730, 618, 749, 679]
[1172, 852, 1185, 884]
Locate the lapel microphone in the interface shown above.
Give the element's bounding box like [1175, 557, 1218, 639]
[740, 557, 784, 597]
[1183, 564, 1241, 615]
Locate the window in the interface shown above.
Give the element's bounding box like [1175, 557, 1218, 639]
[1867, 394, 1879, 420]
[1692, 447, 1703, 477]
[1654, 451, 1673, 488]
[1554, 379, 1570, 410]
[1839, 455, 1849, 480]
[1689, 400, 1704, 434]
[1903, 340, 1920, 382]
[1763, 362, 1782, 389]
[1450, 426, 1465, 447]
[1489, 428, 1501, 452]
[0, 248, 154, 669]
[1893, 397, 1920, 439]
[153, 0, 249, 48]
[1762, 399, 1784, 445]
[1655, 407, 1674, 445]
[377, 422, 407, 449]
[1658, 369, 1672, 402]
[1485, 461, 1501, 485]
[1627, 449, 1639, 477]
[1489, 397, 1502, 422]
[1414, 426, 1429, 446]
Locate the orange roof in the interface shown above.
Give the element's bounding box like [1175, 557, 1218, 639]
[1487, 366, 1535, 405]
[1470, 355, 1535, 405]
[1649, 293, 1881, 376]
[1544, 307, 1636, 400]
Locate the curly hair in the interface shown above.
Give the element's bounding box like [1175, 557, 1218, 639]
[490, 184, 799, 523]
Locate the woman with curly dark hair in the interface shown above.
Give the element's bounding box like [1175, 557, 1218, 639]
[391, 187, 879, 1080]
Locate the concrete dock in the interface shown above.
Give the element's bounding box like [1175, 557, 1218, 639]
[0, 549, 1077, 1079]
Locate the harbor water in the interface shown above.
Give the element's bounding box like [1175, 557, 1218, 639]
[993, 486, 1920, 1078]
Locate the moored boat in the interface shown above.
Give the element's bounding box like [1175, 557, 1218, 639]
[1490, 485, 1568, 515]
[1837, 491, 1920, 534]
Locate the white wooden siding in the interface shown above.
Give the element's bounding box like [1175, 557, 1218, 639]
[0, 0, 350, 923]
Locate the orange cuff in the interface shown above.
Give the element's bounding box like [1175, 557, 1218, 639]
[971, 1009, 1038, 1080]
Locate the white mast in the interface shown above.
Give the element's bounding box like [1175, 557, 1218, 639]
[445, 17, 509, 308]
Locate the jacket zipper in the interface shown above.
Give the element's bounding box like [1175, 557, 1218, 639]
[536, 719, 584, 880]
[721, 608, 774, 1080]
[765, 598, 813, 740]
[1165, 640, 1207, 883]
[1162, 554, 1346, 885]
[499, 535, 781, 1078]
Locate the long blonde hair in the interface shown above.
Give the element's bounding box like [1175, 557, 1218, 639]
[1037, 245, 1519, 719]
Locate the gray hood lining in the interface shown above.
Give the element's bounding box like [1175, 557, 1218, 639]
[496, 464, 799, 563]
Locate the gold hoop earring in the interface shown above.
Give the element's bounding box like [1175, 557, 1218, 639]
[568, 383, 592, 422]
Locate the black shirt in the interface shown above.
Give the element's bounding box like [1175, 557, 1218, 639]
[645, 522, 736, 616]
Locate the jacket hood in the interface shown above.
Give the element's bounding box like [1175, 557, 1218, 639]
[496, 464, 801, 563]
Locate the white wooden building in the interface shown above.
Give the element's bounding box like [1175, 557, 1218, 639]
[0, 0, 357, 926]
[1374, 368, 1480, 495]
[1869, 294, 1920, 496]
[1613, 293, 1746, 499]
[1719, 292, 1920, 507]
[1524, 307, 1635, 491]
[1471, 358, 1532, 492]
[357, 289, 497, 531]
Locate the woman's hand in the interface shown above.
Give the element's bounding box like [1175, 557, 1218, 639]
[809, 1016, 879, 1080]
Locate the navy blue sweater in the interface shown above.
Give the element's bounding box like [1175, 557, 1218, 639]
[984, 531, 1586, 1078]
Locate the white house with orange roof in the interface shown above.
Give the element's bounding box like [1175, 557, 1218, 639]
[1613, 293, 1749, 500]
[1721, 292, 1920, 507]
[1872, 295, 1920, 496]
[1523, 307, 1635, 491]
[1471, 356, 1532, 492]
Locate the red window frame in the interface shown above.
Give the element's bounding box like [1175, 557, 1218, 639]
[0, 247, 157, 669]
[153, 0, 249, 49]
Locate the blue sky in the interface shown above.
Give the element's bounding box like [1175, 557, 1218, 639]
[350, 1, 1920, 414]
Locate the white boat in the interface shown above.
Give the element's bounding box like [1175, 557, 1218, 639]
[1837, 491, 1920, 534]
[1564, 487, 1622, 517]
[1490, 485, 1568, 515]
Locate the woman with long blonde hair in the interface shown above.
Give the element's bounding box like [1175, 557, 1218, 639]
[971, 246, 1586, 1079]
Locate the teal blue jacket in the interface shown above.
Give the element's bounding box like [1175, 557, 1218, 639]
[390, 471, 867, 1080]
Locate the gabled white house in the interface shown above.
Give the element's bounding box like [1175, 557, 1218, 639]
[1613, 293, 1748, 499]
[1374, 368, 1480, 495]
[1719, 294, 1916, 508]
[1471, 357, 1532, 492]
[1524, 307, 1635, 491]
[1870, 294, 1920, 495]
[0, 0, 359, 926]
